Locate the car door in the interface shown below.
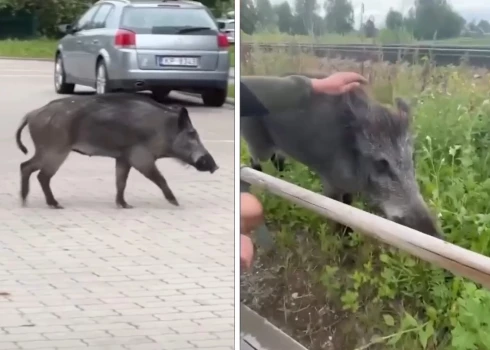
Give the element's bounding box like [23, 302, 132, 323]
[81, 3, 115, 83]
[71, 4, 101, 81]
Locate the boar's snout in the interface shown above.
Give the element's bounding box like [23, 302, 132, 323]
[195, 153, 219, 174]
[390, 198, 443, 239]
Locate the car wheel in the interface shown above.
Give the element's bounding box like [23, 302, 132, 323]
[95, 60, 112, 94]
[54, 53, 75, 94]
[201, 88, 227, 107]
[152, 88, 171, 103]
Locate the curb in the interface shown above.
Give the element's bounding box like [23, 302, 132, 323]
[178, 91, 235, 106]
[241, 304, 309, 350]
[0, 56, 52, 62]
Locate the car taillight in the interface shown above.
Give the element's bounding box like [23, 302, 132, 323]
[217, 33, 229, 49]
[114, 29, 136, 49]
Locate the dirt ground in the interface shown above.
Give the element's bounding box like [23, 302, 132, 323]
[240, 239, 385, 350]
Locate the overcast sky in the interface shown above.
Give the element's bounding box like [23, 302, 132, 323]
[268, 0, 490, 29]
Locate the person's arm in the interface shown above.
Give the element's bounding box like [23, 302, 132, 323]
[240, 75, 314, 117]
[240, 72, 368, 118]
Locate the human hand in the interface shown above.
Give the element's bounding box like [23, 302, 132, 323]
[311, 72, 368, 95]
[240, 234, 254, 271]
[240, 193, 264, 271]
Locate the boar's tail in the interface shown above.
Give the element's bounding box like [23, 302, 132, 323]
[15, 115, 28, 155]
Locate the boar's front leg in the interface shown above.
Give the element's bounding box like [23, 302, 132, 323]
[331, 193, 354, 236]
[115, 158, 133, 209]
[321, 178, 354, 236]
[127, 146, 179, 207]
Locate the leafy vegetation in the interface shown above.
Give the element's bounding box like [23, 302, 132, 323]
[240, 45, 490, 349]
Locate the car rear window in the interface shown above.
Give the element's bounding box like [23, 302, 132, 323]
[120, 6, 218, 34]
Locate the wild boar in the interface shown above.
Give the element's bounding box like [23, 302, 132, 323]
[241, 73, 441, 238]
[16, 93, 218, 209]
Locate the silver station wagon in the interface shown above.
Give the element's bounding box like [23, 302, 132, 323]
[54, 0, 231, 107]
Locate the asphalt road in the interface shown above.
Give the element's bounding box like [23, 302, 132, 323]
[0, 59, 235, 350]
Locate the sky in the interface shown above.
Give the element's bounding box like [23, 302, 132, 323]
[268, 0, 490, 29]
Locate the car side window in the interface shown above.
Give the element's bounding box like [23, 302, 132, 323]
[91, 4, 114, 29]
[76, 5, 100, 31]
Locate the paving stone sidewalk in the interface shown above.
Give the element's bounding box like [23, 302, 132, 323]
[0, 59, 235, 349]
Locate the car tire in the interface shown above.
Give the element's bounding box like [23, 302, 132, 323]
[95, 60, 112, 94]
[201, 88, 227, 107]
[152, 88, 171, 103]
[54, 53, 75, 94]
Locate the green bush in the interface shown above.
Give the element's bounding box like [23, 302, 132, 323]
[240, 47, 490, 349]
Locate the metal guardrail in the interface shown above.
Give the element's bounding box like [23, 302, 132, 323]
[240, 166, 490, 289]
[241, 42, 490, 68]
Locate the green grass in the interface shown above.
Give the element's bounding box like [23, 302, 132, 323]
[227, 83, 234, 98]
[241, 46, 490, 349]
[0, 38, 57, 58]
[228, 45, 235, 67]
[0, 39, 235, 67]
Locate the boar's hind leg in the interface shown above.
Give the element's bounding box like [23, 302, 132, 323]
[37, 151, 69, 209]
[127, 146, 179, 207]
[20, 153, 42, 206]
[115, 158, 132, 209]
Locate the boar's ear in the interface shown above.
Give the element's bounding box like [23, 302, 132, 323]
[394, 97, 412, 122]
[177, 107, 192, 130]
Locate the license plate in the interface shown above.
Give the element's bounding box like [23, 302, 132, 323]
[159, 57, 198, 67]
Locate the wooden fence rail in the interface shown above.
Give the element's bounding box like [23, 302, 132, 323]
[240, 166, 490, 290]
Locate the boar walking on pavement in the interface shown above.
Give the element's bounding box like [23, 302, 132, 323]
[15, 93, 218, 209]
[241, 73, 441, 238]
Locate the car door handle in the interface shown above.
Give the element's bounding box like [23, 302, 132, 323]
[92, 39, 99, 44]
[76, 40, 82, 44]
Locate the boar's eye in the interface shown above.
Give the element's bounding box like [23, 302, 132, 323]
[373, 158, 391, 174]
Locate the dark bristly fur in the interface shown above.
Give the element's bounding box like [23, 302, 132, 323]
[242, 72, 442, 238]
[16, 93, 219, 209]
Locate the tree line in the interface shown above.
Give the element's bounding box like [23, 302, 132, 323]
[0, 0, 233, 38]
[242, 0, 490, 41]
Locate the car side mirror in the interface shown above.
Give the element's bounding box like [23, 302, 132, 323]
[59, 24, 76, 34]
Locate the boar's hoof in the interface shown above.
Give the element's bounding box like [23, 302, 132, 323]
[117, 202, 134, 209]
[250, 163, 263, 172]
[48, 203, 64, 209]
[167, 198, 180, 207]
[330, 222, 353, 237]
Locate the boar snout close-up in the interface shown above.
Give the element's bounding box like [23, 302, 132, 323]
[194, 153, 219, 174]
[382, 196, 443, 239]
